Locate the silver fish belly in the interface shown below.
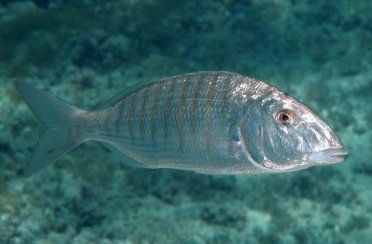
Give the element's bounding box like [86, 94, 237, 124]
[15, 71, 346, 176]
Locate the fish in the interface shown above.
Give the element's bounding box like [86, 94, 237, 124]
[14, 71, 346, 176]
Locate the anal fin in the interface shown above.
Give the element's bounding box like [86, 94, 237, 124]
[101, 143, 150, 168]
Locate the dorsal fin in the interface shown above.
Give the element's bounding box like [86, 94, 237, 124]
[94, 71, 240, 110]
[94, 77, 164, 110]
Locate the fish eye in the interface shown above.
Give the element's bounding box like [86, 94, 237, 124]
[277, 109, 295, 126]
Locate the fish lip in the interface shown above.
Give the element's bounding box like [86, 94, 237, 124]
[304, 148, 347, 164]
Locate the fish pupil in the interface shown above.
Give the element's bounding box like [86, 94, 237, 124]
[277, 109, 294, 126]
[282, 114, 289, 121]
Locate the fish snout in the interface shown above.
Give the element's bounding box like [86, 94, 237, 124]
[303, 147, 347, 164]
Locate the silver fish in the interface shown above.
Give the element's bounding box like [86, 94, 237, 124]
[15, 71, 346, 176]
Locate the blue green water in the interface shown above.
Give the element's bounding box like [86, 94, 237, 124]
[0, 1, 371, 243]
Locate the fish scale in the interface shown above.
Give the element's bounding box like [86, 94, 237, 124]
[15, 71, 346, 176]
[92, 72, 245, 172]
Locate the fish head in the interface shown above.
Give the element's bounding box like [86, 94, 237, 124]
[241, 89, 346, 173]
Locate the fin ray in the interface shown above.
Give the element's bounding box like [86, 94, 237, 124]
[14, 81, 87, 176]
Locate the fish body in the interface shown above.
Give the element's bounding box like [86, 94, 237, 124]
[15, 71, 346, 176]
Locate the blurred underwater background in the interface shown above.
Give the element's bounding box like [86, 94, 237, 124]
[0, 0, 371, 243]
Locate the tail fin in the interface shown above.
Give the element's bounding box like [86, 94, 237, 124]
[14, 81, 88, 176]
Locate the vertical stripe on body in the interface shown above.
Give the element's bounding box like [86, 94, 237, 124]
[175, 77, 188, 150]
[189, 74, 205, 134]
[221, 73, 232, 117]
[114, 103, 123, 130]
[163, 78, 177, 143]
[150, 83, 163, 145]
[126, 94, 136, 139]
[139, 87, 150, 139]
[204, 74, 219, 151]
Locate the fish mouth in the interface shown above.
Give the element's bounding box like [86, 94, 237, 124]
[304, 148, 347, 164]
